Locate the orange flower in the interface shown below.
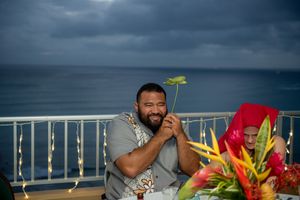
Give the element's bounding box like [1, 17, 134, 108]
[225, 142, 254, 199]
[261, 183, 275, 200]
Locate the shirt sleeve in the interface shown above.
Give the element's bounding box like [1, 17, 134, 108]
[107, 114, 139, 162]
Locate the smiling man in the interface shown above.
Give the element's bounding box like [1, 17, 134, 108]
[105, 83, 200, 199]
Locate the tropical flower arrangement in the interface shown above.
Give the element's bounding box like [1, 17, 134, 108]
[275, 163, 300, 195]
[179, 116, 286, 200]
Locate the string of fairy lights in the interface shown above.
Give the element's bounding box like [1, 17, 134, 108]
[182, 115, 295, 165]
[0, 114, 298, 199]
[102, 123, 107, 166]
[4, 119, 109, 199]
[68, 122, 82, 193]
[48, 122, 56, 176]
[182, 116, 230, 165]
[18, 125, 29, 199]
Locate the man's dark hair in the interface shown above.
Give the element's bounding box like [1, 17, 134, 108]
[136, 83, 167, 102]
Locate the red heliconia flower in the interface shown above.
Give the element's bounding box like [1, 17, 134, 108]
[227, 130, 245, 157]
[249, 183, 262, 200]
[266, 152, 284, 177]
[225, 141, 255, 200]
[191, 166, 214, 188]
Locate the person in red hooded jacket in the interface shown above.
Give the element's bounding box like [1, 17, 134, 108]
[211, 103, 286, 186]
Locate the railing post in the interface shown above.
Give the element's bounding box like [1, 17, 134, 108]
[103, 123, 107, 166]
[200, 117, 203, 144]
[48, 121, 51, 180]
[276, 115, 283, 136]
[64, 120, 68, 179]
[13, 121, 17, 183]
[225, 115, 229, 131]
[80, 120, 84, 177]
[31, 121, 35, 182]
[213, 117, 216, 134]
[96, 120, 100, 177]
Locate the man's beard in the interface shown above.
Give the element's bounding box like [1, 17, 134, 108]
[138, 109, 168, 133]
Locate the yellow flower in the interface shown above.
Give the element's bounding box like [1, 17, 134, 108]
[261, 183, 275, 200]
[181, 116, 280, 200]
[188, 129, 227, 167]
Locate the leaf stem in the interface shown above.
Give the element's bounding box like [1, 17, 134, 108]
[171, 84, 179, 113]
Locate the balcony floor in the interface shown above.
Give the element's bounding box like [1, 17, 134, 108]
[15, 186, 105, 200]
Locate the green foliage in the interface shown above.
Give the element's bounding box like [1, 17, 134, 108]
[254, 116, 272, 170]
[163, 75, 187, 112]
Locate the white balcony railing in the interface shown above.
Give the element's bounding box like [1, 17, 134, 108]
[0, 111, 299, 193]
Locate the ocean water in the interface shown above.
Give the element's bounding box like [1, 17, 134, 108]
[0, 65, 300, 117]
[0, 64, 300, 188]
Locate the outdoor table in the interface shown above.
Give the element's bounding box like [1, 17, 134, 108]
[120, 186, 300, 200]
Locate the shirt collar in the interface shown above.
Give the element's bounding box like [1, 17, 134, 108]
[132, 111, 154, 136]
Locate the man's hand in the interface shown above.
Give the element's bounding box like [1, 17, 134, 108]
[155, 114, 175, 140]
[115, 114, 177, 178]
[165, 113, 200, 176]
[164, 113, 185, 138]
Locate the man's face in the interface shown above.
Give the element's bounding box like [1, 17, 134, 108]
[134, 91, 168, 133]
[244, 126, 259, 151]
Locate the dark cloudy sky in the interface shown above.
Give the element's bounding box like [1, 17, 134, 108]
[0, 0, 300, 69]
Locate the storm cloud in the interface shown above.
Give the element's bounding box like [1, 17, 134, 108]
[0, 0, 300, 69]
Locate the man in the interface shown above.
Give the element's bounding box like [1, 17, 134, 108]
[105, 83, 200, 199]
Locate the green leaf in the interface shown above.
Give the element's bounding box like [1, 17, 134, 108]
[178, 178, 197, 200]
[163, 76, 187, 85]
[163, 78, 176, 86]
[254, 116, 271, 170]
[163, 75, 187, 112]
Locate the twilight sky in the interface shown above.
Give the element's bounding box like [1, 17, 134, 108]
[0, 0, 300, 69]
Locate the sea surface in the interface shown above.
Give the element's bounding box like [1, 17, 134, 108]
[0, 64, 300, 189]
